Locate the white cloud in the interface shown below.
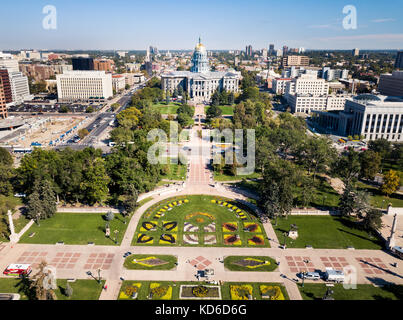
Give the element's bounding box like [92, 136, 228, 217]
[371, 18, 396, 23]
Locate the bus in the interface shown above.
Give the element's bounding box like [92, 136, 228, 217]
[3, 264, 32, 276]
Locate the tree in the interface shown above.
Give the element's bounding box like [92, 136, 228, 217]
[359, 150, 381, 180]
[78, 128, 89, 140]
[0, 147, 13, 166]
[211, 90, 220, 107]
[26, 180, 57, 222]
[228, 92, 235, 105]
[361, 209, 383, 234]
[297, 136, 336, 181]
[206, 105, 222, 119]
[380, 170, 400, 196]
[59, 105, 70, 113]
[260, 159, 298, 219]
[30, 261, 57, 300]
[86, 106, 94, 113]
[339, 181, 370, 217]
[260, 181, 281, 224]
[368, 138, 392, 160]
[332, 148, 361, 184]
[80, 158, 110, 205]
[177, 104, 195, 117]
[165, 90, 170, 105]
[177, 112, 193, 127]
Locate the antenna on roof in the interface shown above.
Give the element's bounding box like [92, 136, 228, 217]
[199, 36, 201, 44]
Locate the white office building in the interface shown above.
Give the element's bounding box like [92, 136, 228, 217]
[312, 95, 403, 142]
[272, 78, 292, 95]
[56, 70, 113, 102]
[8, 71, 31, 105]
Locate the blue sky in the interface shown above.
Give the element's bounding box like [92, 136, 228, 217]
[1, 0, 402, 50]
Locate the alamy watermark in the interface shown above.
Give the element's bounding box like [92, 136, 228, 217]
[42, 5, 57, 30]
[343, 5, 357, 30]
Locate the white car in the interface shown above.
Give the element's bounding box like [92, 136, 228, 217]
[299, 272, 321, 280]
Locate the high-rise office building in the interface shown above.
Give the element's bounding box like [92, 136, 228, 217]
[245, 45, 253, 57]
[378, 71, 403, 96]
[353, 48, 360, 56]
[72, 57, 94, 71]
[8, 71, 31, 105]
[56, 71, 113, 102]
[269, 44, 275, 55]
[0, 77, 7, 119]
[282, 46, 289, 56]
[0, 69, 13, 104]
[395, 51, 403, 69]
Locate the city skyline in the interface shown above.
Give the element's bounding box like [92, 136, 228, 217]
[1, 0, 403, 50]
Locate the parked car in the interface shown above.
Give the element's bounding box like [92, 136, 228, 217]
[298, 271, 321, 280]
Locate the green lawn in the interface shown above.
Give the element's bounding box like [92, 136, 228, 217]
[137, 197, 154, 208]
[123, 254, 177, 270]
[272, 215, 384, 249]
[162, 162, 187, 181]
[118, 280, 289, 300]
[152, 102, 190, 114]
[224, 256, 278, 272]
[214, 172, 261, 182]
[13, 216, 31, 234]
[294, 177, 341, 208]
[0, 278, 104, 300]
[132, 195, 269, 247]
[19, 212, 129, 245]
[205, 105, 235, 116]
[356, 181, 403, 208]
[298, 283, 403, 300]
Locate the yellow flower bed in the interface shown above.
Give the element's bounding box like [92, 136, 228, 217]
[159, 233, 177, 244]
[140, 221, 158, 232]
[230, 285, 253, 300]
[224, 234, 242, 246]
[243, 258, 270, 269]
[244, 222, 261, 233]
[132, 257, 159, 268]
[247, 235, 265, 246]
[150, 283, 172, 300]
[222, 222, 238, 232]
[119, 283, 142, 299]
[260, 285, 285, 300]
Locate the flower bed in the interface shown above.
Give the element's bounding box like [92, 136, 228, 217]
[162, 221, 178, 232]
[140, 221, 157, 232]
[260, 285, 285, 300]
[180, 285, 221, 299]
[159, 233, 177, 244]
[149, 283, 172, 300]
[119, 283, 142, 299]
[230, 285, 253, 300]
[222, 222, 238, 232]
[248, 235, 265, 246]
[224, 234, 241, 246]
[137, 234, 154, 244]
[243, 222, 262, 233]
[232, 257, 270, 269]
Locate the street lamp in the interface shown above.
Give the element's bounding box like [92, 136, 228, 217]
[283, 232, 287, 249]
[302, 271, 306, 288]
[97, 268, 102, 284]
[114, 230, 119, 244]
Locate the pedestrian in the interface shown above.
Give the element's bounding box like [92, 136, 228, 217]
[104, 285, 107, 291]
